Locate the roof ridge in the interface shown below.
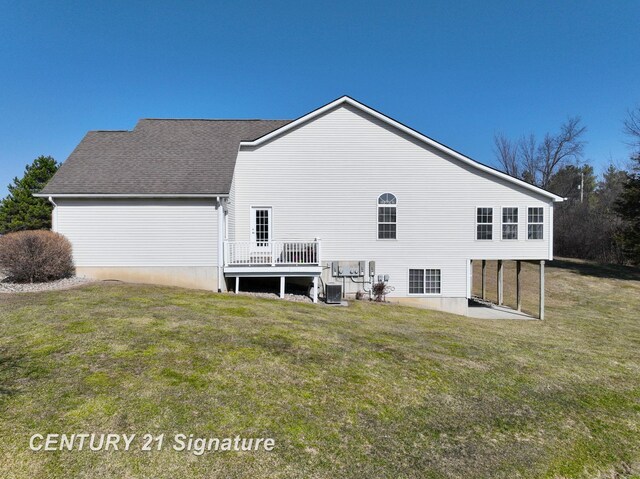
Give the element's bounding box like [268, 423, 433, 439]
[88, 130, 131, 133]
[138, 118, 291, 122]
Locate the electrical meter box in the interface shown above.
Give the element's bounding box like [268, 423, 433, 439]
[331, 261, 365, 277]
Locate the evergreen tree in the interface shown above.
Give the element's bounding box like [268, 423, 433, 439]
[615, 155, 640, 264]
[0, 156, 59, 234]
[547, 164, 596, 201]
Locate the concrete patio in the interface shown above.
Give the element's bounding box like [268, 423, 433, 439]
[467, 299, 537, 320]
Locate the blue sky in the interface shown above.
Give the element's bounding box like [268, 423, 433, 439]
[1, 0, 638, 196]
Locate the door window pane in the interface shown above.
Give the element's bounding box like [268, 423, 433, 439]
[255, 209, 269, 245]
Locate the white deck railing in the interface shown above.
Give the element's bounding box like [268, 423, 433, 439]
[223, 240, 321, 267]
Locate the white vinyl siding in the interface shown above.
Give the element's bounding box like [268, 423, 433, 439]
[231, 103, 553, 298]
[55, 198, 218, 266]
[228, 176, 237, 241]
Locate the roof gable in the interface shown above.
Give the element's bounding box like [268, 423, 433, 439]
[38, 96, 562, 201]
[240, 96, 563, 202]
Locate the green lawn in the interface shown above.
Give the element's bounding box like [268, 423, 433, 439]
[1, 259, 639, 478]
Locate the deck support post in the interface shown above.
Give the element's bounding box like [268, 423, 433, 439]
[315, 237, 322, 265]
[539, 260, 545, 320]
[312, 277, 318, 304]
[516, 260, 522, 311]
[280, 276, 285, 299]
[497, 260, 504, 306]
[481, 260, 486, 300]
[235, 276, 239, 294]
[468, 259, 473, 298]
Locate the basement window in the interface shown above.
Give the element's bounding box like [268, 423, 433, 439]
[528, 207, 544, 239]
[409, 269, 441, 295]
[476, 207, 493, 240]
[502, 207, 518, 240]
[378, 193, 397, 239]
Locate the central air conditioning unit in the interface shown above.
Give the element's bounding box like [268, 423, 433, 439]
[325, 283, 342, 304]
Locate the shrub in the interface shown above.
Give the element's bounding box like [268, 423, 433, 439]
[371, 282, 392, 302]
[0, 230, 74, 283]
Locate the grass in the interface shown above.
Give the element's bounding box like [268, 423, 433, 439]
[0, 258, 639, 478]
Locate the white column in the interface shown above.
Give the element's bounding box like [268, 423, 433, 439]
[516, 261, 522, 312]
[497, 260, 504, 306]
[312, 277, 318, 304]
[548, 203, 554, 260]
[315, 237, 322, 265]
[235, 276, 239, 294]
[280, 276, 285, 299]
[539, 260, 545, 320]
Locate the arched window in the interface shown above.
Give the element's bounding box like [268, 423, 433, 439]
[378, 193, 397, 239]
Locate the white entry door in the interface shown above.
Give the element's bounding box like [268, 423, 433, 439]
[251, 207, 272, 251]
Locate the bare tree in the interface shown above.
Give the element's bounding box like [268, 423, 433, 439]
[493, 133, 519, 177]
[537, 117, 586, 188]
[624, 106, 640, 152]
[493, 117, 586, 188]
[518, 134, 538, 184]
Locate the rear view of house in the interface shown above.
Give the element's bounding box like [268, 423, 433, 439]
[37, 96, 563, 316]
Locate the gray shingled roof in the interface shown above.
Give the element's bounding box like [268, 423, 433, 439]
[39, 119, 291, 195]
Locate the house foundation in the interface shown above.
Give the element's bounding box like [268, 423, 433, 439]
[76, 266, 219, 291]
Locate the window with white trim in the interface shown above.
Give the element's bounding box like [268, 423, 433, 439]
[378, 193, 397, 239]
[476, 207, 493, 240]
[409, 269, 441, 294]
[502, 207, 518, 240]
[527, 207, 544, 239]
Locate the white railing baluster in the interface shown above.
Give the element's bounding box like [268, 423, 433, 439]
[224, 240, 320, 266]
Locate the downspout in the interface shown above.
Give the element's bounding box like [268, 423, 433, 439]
[47, 196, 58, 232]
[217, 196, 225, 292]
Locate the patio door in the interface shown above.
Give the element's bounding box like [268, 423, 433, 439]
[251, 207, 272, 252]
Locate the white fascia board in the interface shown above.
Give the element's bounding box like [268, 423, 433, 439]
[33, 193, 228, 198]
[240, 96, 348, 147]
[240, 96, 564, 203]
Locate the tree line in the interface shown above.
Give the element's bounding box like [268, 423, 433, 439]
[494, 106, 640, 264]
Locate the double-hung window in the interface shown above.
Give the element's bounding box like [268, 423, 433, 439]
[527, 207, 544, 239]
[378, 193, 397, 239]
[502, 207, 518, 240]
[409, 269, 441, 294]
[476, 207, 493, 240]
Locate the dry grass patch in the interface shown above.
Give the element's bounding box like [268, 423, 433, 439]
[0, 258, 639, 478]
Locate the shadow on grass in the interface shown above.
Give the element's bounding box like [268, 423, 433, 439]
[550, 258, 640, 282]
